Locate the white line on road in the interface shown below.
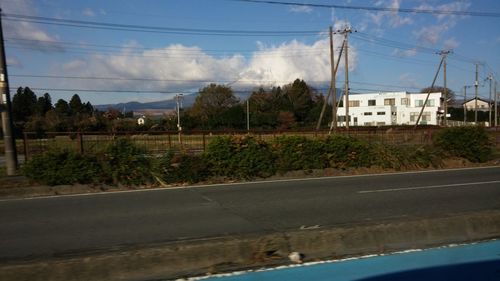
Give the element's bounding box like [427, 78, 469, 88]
[358, 180, 500, 194]
[0, 166, 498, 202]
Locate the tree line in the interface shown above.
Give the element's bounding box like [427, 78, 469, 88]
[10, 79, 333, 134]
[8, 80, 491, 135]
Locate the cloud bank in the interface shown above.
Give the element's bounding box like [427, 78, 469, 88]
[52, 38, 357, 99]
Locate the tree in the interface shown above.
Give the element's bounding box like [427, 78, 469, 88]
[282, 79, 314, 122]
[34, 93, 53, 116]
[421, 86, 456, 106]
[54, 99, 71, 117]
[189, 84, 239, 128]
[12, 87, 37, 123]
[69, 94, 84, 114]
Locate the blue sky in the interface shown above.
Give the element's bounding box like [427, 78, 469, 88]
[1, 0, 499, 105]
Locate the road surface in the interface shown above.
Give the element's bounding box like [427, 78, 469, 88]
[0, 167, 499, 261]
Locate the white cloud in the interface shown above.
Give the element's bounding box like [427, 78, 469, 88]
[52, 38, 358, 96]
[1, 0, 63, 52]
[365, 0, 413, 28]
[7, 57, 22, 68]
[412, 1, 470, 47]
[82, 8, 96, 17]
[413, 24, 449, 45]
[443, 38, 459, 50]
[289, 5, 313, 14]
[413, 1, 470, 22]
[392, 48, 418, 57]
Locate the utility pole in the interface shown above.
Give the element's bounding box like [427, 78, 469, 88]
[414, 55, 444, 128]
[0, 9, 18, 175]
[463, 85, 472, 124]
[487, 74, 493, 127]
[175, 94, 183, 144]
[316, 26, 334, 131]
[330, 27, 337, 132]
[495, 80, 498, 127]
[463, 86, 467, 123]
[474, 63, 479, 124]
[439, 50, 451, 126]
[316, 26, 344, 132]
[246, 98, 250, 132]
[337, 27, 353, 129]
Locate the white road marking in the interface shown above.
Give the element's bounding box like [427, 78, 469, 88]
[358, 180, 500, 194]
[0, 166, 498, 202]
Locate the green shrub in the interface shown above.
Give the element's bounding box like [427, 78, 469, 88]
[323, 135, 373, 168]
[433, 127, 493, 162]
[205, 136, 276, 179]
[22, 149, 101, 186]
[99, 138, 153, 185]
[154, 151, 210, 184]
[273, 136, 326, 172]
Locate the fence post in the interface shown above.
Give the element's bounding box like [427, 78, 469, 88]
[76, 132, 84, 154]
[23, 132, 29, 162]
[202, 133, 206, 152]
[168, 133, 172, 150]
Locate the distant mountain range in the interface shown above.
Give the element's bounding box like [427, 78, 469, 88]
[94, 94, 197, 112]
[94, 91, 253, 112]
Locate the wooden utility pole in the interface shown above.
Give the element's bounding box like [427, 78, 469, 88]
[495, 80, 498, 127]
[463, 85, 467, 123]
[316, 26, 334, 131]
[440, 50, 451, 126]
[175, 94, 183, 144]
[474, 63, 479, 124]
[0, 9, 18, 175]
[316, 27, 344, 132]
[330, 26, 337, 132]
[488, 74, 493, 127]
[414, 56, 444, 128]
[336, 27, 353, 129]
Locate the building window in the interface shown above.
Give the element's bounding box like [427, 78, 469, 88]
[415, 99, 435, 107]
[410, 112, 418, 122]
[384, 98, 395, 106]
[410, 112, 431, 122]
[401, 98, 409, 105]
[338, 116, 351, 122]
[377, 112, 386, 115]
[363, 112, 373, 116]
[376, 122, 386, 126]
[349, 100, 360, 107]
[368, 99, 376, 106]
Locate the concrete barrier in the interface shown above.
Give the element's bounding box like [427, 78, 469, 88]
[1, 210, 499, 281]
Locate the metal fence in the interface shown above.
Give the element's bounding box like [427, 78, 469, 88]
[16, 128, 447, 161]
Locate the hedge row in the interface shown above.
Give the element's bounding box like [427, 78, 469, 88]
[22, 127, 494, 186]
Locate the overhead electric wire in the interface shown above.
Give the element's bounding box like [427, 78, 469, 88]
[2, 13, 323, 37]
[10, 74, 328, 84]
[353, 32, 439, 54]
[5, 43, 328, 59]
[231, 0, 500, 18]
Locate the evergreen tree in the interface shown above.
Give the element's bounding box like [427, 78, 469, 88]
[12, 87, 37, 123]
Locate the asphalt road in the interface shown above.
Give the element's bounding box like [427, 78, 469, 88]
[0, 167, 499, 261]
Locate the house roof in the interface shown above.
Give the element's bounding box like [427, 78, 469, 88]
[462, 97, 492, 105]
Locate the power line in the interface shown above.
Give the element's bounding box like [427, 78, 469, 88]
[2, 13, 322, 37]
[5, 44, 327, 59]
[231, 0, 500, 18]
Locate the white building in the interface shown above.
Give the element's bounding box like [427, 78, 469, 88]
[336, 91, 443, 126]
